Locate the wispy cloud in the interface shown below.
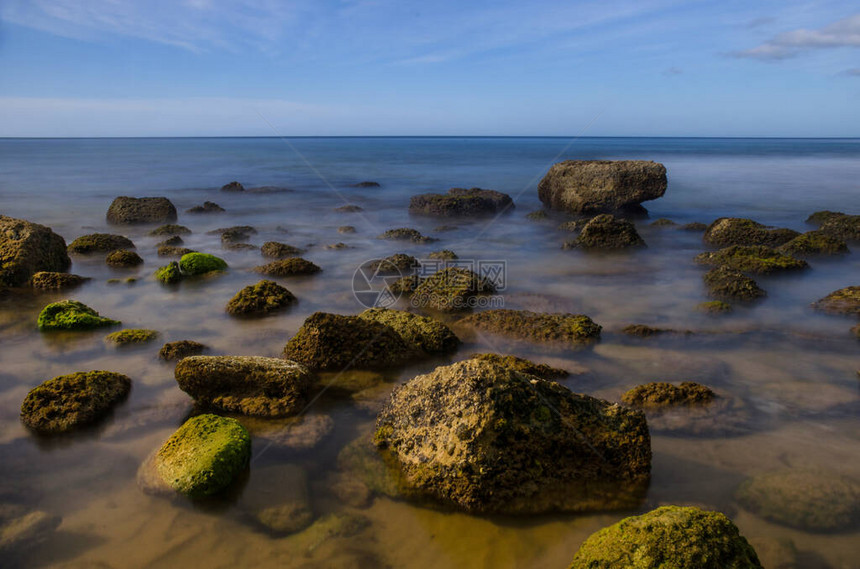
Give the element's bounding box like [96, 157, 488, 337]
[733, 13, 860, 60]
[843, 67, 860, 76]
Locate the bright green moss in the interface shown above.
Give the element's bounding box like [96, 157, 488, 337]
[37, 300, 120, 331]
[104, 328, 159, 346]
[179, 252, 227, 275]
[154, 262, 181, 284]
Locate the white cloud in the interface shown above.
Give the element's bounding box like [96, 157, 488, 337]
[734, 13, 860, 60]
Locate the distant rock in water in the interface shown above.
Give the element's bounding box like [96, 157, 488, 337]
[220, 181, 245, 192]
[260, 241, 304, 259]
[106, 196, 177, 225]
[812, 286, 860, 316]
[186, 201, 225, 214]
[703, 266, 766, 302]
[351, 181, 381, 188]
[538, 160, 667, 214]
[377, 227, 436, 243]
[335, 204, 364, 213]
[374, 359, 651, 514]
[148, 224, 191, 237]
[158, 340, 207, 361]
[409, 187, 514, 217]
[703, 218, 799, 248]
[105, 249, 144, 268]
[30, 271, 88, 290]
[563, 214, 646, 250]
[0, 215, 70, 287]
[226, 279, 296, 316]
[104, 328, 158, 346]
[68, 233, 135, 254]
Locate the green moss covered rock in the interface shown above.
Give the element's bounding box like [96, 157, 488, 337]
[408, 187, 513, 217]
[154, 414, 250, 497]
[565, 214, 646, 250]
[428, 249, 458, 260]
[226, 280, 296, 316]
[376, 359, 651, 514]
[377, 227, 436, 243]
[283, 312, 416, 371]
[469, 353, 569, 379]
[410, 267, 496, 312]
[175, 355, 313, 417]
[695, 245, 807, 274]
[457, 309, 601, 347]
[158, 340, 207, 361]
[260, 241, 303, 258]
[105, 249, 144, 268]
[704, 218, 799, 248]
[569, 505, 762, 569]
[735, 470, 860, 532]
[806, 210, 845, 226]
[777, 230, 848, 256]
[357, 307, 460, 354]
[622, 382, 715, 408]
[703, 266, 766, 301]
[811, 286, 860, 316]
[67, 233, 134, 254]
[37, 300, 120, 331]
[30, 272, 88, 290]
[148, 224, 190, 236]
[104, 328, 158, 346]
[1, 215, 71, 287]
[20, 370, 131, 433]
[367, 254, 419, 272]
[179, 252, 227, 275]
[254, 257, 321, 277]
[154, 261, 182, 284]
[819, 213, 860, 242]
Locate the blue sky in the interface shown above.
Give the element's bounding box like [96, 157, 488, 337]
[0, 1, 858, 137]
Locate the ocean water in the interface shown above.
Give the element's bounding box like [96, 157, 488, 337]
[0, 137, 859, 568]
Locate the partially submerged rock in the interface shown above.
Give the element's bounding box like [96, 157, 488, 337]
[334, 204, 363, 213]
[226, 279, 296, 316]
[703, 266, 766, 301]
[67, 233, 134, 254]
[375, 359, 651, 514]
[106, 196, 177, 225]
[806, 210, 845, 226]
[427, 249, 458, 260]
[703, 218, 799, 248]
[220, 181, 245, 192]
[338, 225, 356, 234]
[696, 300, 733, 314]
[367, 254, 419, 272]
[153, 414, 250, 497]
[179, 252, 227, 275]
[157, 235, 184, 247]
[104, 328, 158, 346]
[239, 465, 314, 534]
[457, 309, 601, 347]
[37, 300, 120, 331]
[254, 258, 321, 277]
[622, 382, 715, 408]
[410, 267, 496, 312]
[220, 227, 254, 244]
[149, 224, 191, 237]
[681, 222, 709, 232]
[105, 249, 144, 268]
[154, 262, 182, 284]
[261, 241, 303, 258]
[735, 470, 860, 532]
[564, 214, 645, 250]
[525, 210, 548, 220]
[175, 356, 313, 417]
[357, 307, 460, 354]
[409, 187, 514, 217]
[811, 211, 860, 241]
[207, 225, 257, 237]
[777, 230, 848, 256]
[389, 274, 422, 296]
[352, 181, 380, 188]
[0, 215, 70, 287]
[158, 340, 207, 361]
[186, 201, 225, 214]
[469, 353, 569, 379]
[811, 286, 860, 316]
[377, 227, 436, 244]
[569, 505, 762, 569]
[30, 272, 88, 290]
[694, 245, 807, 274]
[651, 218, 677, 226]
[537, 160, 667, 214]
[20, 370, 131, 434]
[157, 246, 195, 257]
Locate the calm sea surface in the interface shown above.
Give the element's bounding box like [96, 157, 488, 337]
[1, 137, 858, 568]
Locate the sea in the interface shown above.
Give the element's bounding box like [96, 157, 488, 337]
[0, 137, 858, 568]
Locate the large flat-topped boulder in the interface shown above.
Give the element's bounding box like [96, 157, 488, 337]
[538, 160, 667, 214]
[106, 196, 177, 225]
[0, 215, 70, 287]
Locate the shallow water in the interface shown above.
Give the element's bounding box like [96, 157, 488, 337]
[1, 137, 859, 568]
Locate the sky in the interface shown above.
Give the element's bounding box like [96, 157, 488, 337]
[0, 0, 858, 137]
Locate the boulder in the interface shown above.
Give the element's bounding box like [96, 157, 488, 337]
[158, 340, 207, 361]
[735, 470, 860, 532]
[105, 249, 143, 268]
[283, 312, 416, 371]
[564, 214, 645, 250]
[806, 210, 845, 226]
[153, 414, 250, 497]
[30, 272, 88, 290]
[0, 215, 70, 286]
[357, 308, 460, 354]
[622, 382, 715, 408]
[389, 274, 422, 296]
[261, 241, 303, 259]
[694, 245, 807, 274]
[221, 228, 253, 244]
[409, 187, 514, 217]
[254, 258, 320, 277]
[410, 267, 496, 312]
[777, 231, 848, 256]
[226, 280, 296, 316]
[811, 286, 860, 316]
[104, 329, 158, 346]
[175, 355, 313, 417]
[456, 309, 601, 347]
[703, 218, 799, 248]
[106, 196, 177, 225]
[186, 201, 225, 214]
[179, 252, 227, 275]
[569, 505, 762, 569]
[220, 181, 245, 192]
[703, 266, 766, 301]
[469, 353, 569, 379]
[537, 160, 667, 214]
[375, 359, 651, 514]
[36, 300, 120, 331]
[20, 370, 131, 434]
[377, 227, 436, 243]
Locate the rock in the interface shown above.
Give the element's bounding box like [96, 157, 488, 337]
[681, 222, 708, 232]
[154, 414, 250, 497]
[106, 196, 177, 225]
[703, 266, 766, 301]
[175, 356, 313, 417]
[251, 412, 334, 450]
[819, 213, 860, 241]
[735, 470, 860, 532]
[410, 267, 496, 312]
[703, 218, 799, 248]
[0, 216, 70, 287]
[351, 181, 380, 187]
[37, 300, 120, 331]
[327, 472, 373, 508]
[157, 246, 195, 257]
[434, 224, 459, 232]
[456, 309, 601, 347]
[811, 286, 860, 316]
[283, 312, 416, 371]
[651, 218, 676, 226]
[179, 252, 227, 275]
[157, 235, 184, 247]
[325, 242, 350, 250]
[158, 340, 207, 361]
[68, 233, 135, 254]
[220, 181, 245, 192]
[806, 210, 845, 226]
[220, 227, 253, 244]
[338, 226, 356, 234]
[569, 505, 762, 569]
[389, 274, 422, 296]
[20, 370, 131, 434]
[317, 370, 386, 396]
[621, 324, 673, 337]
[694, 245, 807, 274]
[622, 382, 715, 408]
[558, 218, 592, 232]
[624, 385, 750, 437]
[564, 214, 646, 250]
[240, 465, 314, 534]
[30, 272, 88, 290]
[526, 210, 548, 220]
[335, 204, 363, 213]
[154, 262, 182, 284]
[254, 258, 321, 277]
[427, 249, 458, 260]
[222, 242, 257, 251]
[377, 227, 436, 243]
[337, 434, 418, 500]
[207, 225, 257, 237]
[367, 254, 419, 272]
[375, 359, 651, 514]
[186, 201, 225, 214]
[226, 280, 296, 316]
[777, 230, 849, 256]
[148, 224, 191, 237]
[104, 328, 158, 346]
[357, 307, 460, 354]
[469, 353, 569, 379]
[408, 187, 514, 217]
[0, 504, 62, 556]
[105, 249, 143, 268]
[537, 160, 667, 214]
[697, 300, 732, 314]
